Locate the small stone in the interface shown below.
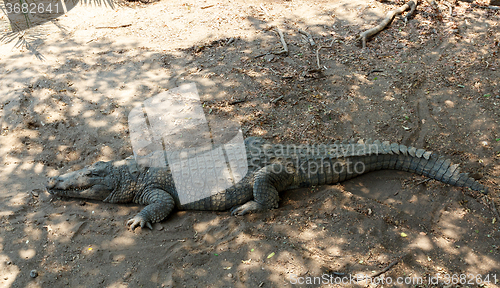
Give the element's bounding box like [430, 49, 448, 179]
[6, 261, 11, 265]
[154, 223, 164, 231]
[227, 273, 233, 278]
[31, 190, 40, 197]
[30, 270, 38, 278]
[264, 54, 275, 62]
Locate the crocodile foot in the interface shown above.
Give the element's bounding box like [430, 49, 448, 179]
[230, 201, 265, 216]
[127, 214, 153, 230]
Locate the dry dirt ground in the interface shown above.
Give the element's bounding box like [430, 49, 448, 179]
[1, 0, 499, 287]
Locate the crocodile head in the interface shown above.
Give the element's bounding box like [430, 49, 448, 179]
[46, 161, 116, 201]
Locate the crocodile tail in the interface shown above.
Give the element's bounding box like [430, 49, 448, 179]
[297, 139, 487, 194]
[354, 139, 488, 193]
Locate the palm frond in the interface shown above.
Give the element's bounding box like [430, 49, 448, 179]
[1, 0, 117, 60]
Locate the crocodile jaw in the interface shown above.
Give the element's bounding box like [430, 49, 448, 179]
[46, 163, 115, 201]
[46, 185, 112, 200]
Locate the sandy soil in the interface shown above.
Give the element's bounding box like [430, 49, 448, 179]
[0, 0, 499, 287]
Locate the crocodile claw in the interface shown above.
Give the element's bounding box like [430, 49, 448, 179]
[127, 215, 153, 230]
[230, 201, 265, 216]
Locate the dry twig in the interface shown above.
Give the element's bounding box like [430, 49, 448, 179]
[270, 95, 284, 104]
[96, 24, 131, 29]
[413, 178, 431, 187]
[351, 254, 405, 282]
[366, 69, 384, 76]
[443, 1, 453, 16]
[371, 258, 400, 278]
[298, 29, 316, 47]
[274, 27, 289, 55]
[490, 199, 500, 224]
[253, 26, 289, 57]
[256, 3, 288, 57]
[359, 1, 415, 48]
[403, 0, 418, 22]
[316, 39, 335, 69]
[229, 99, 246, 105]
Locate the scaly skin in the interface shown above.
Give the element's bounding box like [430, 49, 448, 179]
[46, 137, 488, 230]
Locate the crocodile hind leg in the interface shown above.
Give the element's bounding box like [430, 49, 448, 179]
[231, 163, 294, 215]
[127, 188, 175, 230]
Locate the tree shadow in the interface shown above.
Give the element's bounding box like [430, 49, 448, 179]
[0, 0, 115, 59]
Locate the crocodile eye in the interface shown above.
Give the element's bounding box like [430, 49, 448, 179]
[85, 170, 102, 177]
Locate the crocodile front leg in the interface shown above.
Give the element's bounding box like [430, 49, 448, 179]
[231, 163, 294, 215]
[127, 188, 175, 230]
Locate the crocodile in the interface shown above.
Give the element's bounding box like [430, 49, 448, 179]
[46, 137, 488, 230]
